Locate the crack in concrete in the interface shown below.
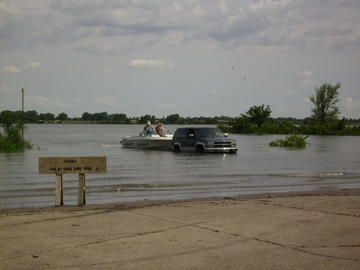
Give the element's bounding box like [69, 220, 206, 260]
[297, 244, 360, 248]
[22, 240, 244, 269]
[0, 219, 204, 263]
[127, 209, 360, 263]
[1, 209, 115, 228]
[250, 237, 360, 262]
[2, 200, 360, 268]
[255, 200, 360, 218]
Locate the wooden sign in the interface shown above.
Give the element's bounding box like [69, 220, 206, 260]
[39, 156, 107, 207]
[39, 156, 106, 174]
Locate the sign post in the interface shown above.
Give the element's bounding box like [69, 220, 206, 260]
[78, 173, 86, 206]
[39, 156, 106, 206]
[21, 88, 24, 149]
[55, 174, 63, 206]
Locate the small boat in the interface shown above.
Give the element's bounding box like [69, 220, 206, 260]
[120, 131, 173, 150]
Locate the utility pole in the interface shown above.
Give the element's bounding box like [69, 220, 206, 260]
[21, 88, 24, 149]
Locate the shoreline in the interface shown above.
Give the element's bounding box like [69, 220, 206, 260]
[1, 188, 359, 214]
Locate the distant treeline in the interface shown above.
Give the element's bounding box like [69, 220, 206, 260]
[218, 117, 360, 136]
[0, 110, 233, 125]
[217, 103, 360, 136]
[1, 110, 360, 135]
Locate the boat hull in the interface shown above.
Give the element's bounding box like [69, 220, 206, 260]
[120, 135, 173, 150]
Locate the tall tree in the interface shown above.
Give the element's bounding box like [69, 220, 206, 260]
[139, 114, 156, 124]
[24, 110, 39, 122]
[82, 112, 92, 121]
[39, 113, 55, 121]
[93, 112, 109, 121]
[57, 112, 68, 121]
[110, 113, 128, 123]
[310, 83, 341, 123]
[243, 105, 272, 128]
[165, 114, 181, 124]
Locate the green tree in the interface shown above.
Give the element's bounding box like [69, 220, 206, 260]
[139, 114, 156, 124]
[24, 110, 39, 123]
[110, 113, 128, 123]
[243, 105, 272, 128]
[93, 112, 109, 121]
[0, 110, 18, 126]
[310, 83, 341, 123]
[165, 114, 181, 124]
[82, 112, 93, 121]
[39, 113, 55, 121]
[57, 112, 68, 121]
[230, 116, 254, 133]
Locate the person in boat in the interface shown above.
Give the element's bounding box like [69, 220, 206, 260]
[143, 121, 154, 136]
[155, 121, 166, 137]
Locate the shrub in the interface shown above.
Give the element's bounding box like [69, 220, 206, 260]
[230, 117, 256, 133]
[269, 134, 309, 148]
[217, 124, 232, 133]
[0, 123, 32, 153]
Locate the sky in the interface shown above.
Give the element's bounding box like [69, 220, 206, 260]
[1, 0, 360, 118]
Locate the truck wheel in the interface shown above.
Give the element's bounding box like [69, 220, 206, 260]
[173, 145, 180, 153]
[196, 145, 204, 153]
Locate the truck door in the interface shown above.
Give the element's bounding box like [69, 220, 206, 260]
[184, 128, 196, 149]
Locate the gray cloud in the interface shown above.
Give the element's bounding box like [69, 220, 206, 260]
[1, 0, 360, 118]
[1, 0, 359, 53]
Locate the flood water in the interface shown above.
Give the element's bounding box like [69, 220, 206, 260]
[0, 124, 359, 209]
